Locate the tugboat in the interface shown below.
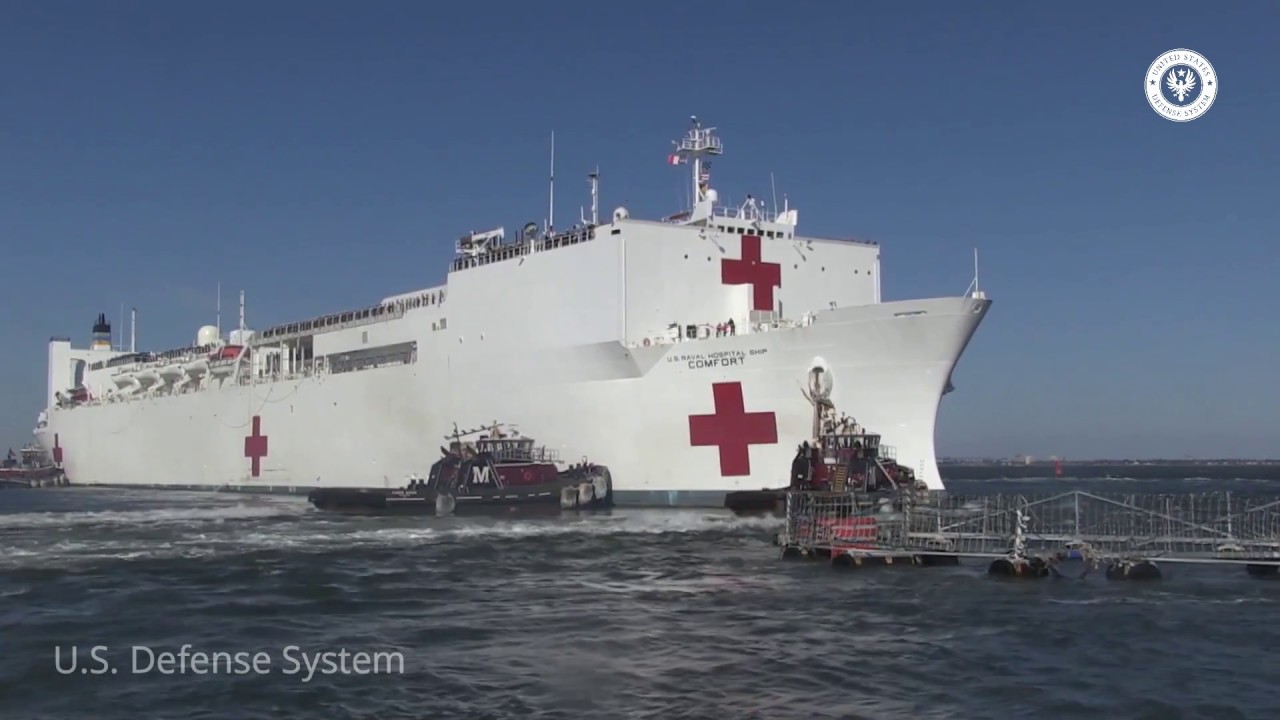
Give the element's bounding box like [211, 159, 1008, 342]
[724, 366, 927, 517]
[307, 422, 613, 515]
[0, 444, 67, 488]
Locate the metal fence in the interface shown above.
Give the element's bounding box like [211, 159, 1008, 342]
[782, 490, 1280, 564]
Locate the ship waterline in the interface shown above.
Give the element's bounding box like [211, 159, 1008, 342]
[34, 119, 990, 506]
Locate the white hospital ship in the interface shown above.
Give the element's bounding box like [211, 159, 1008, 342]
[34, 118, 991, 506]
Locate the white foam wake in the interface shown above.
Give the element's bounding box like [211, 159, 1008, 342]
[0, 507, 781, 569]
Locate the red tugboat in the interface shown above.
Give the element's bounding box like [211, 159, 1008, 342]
[0, 444, 67, 488]
[724, 366, 927, 517]
[307, 423, 613, 515]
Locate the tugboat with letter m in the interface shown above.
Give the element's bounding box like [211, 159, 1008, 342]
[307, 422, 613, 515]
[723, 365, 927, 517]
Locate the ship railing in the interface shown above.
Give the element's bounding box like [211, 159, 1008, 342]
[752, 312, 816, 334]
[623, 314, 814, 349]
[534, 225, 595, 252]
[255, 299, 427, 347]
[709, 203, 777, 224]
[451, 226, 597, 272]
[488, 446, 561, 464]
[675, 133, 723, 155]
[451, 242, 528, 271]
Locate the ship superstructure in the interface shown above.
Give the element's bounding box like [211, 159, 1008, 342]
[35, 117, 991, 505]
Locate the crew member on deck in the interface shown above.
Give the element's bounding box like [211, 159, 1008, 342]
[790, 443, 811, 490]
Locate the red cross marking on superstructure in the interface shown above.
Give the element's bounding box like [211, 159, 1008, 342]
[688, 382, 778, 477]
[721, 234, 782, 312]
[244, 416, 269, 478]
[52, 434, 63, 465]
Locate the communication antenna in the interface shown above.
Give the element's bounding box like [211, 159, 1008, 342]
[118, 303, 124, 351]
[130, 307, 137, 353]
[238, 290, 246, 331]
[589, 169, 599, 225]
[770, 172, 779, 218]
[547, 131, 555, 236]
[216, 281, 222, 339]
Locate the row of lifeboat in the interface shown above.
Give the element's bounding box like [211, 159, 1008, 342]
[108, 345, 247, 394]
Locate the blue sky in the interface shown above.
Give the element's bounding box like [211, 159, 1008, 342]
[1, 1, 1276, 459]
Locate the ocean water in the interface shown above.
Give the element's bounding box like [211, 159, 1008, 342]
[0, 477, 1277, 720]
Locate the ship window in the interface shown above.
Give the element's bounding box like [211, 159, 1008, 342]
[362, 331, 368, 344]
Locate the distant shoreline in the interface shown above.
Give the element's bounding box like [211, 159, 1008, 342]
[940, 462, 1280, 481]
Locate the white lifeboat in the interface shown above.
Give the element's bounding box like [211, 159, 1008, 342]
[112, 373, 137, 389]
[135, 369, 160, 389]
[207, 344, 244, 378]
[183, 358, 209, 379]
[158, 363, 185, 383]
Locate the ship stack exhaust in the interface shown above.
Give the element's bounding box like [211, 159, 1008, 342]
[89, 313, 112, 351]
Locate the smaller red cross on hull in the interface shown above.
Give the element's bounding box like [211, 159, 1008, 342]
[52, 434, 63, 465]
[688, 382, 778, 476]
[722, 234, 782, 312]
[244, 416, 269, 478]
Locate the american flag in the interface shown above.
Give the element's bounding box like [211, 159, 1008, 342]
[699, 161, 711, 183]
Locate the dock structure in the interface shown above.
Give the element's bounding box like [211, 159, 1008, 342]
[779, 489, 1280, 579]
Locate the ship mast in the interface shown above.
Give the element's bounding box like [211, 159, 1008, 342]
[547, 131, 555, 238]
[589, 169, 599, 225]
[670, 116, 723, 212]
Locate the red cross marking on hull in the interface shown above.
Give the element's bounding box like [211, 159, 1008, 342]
[721, 234, 782, 312]
[244, 416, 269, 478]
[52, 434, 63, 465]
[688, 382, 778, 476]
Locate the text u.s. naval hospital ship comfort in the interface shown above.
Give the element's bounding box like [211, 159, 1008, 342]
[33, 117, 991, 506]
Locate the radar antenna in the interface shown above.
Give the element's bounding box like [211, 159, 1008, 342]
[801, 363, 836, 439]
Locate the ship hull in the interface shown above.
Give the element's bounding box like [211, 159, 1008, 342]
[35, 296, 988, 507]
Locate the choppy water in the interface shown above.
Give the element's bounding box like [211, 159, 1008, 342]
[1, 477, 1277, 719]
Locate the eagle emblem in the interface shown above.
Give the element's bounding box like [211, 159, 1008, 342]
[1165, 67, 1197, 103]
